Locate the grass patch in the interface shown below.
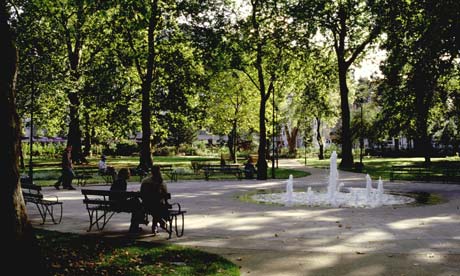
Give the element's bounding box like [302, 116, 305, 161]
[36, 229, 239, 276]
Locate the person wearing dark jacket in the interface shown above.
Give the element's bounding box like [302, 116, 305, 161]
[54, 144, 75, 190]
[110, 168, 147, 233]
[140, 165, 169, 233]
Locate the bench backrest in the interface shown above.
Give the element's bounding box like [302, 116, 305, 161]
[81, 189, 174, 212]
[21, 184, 43, 200]
[81, 189, 140, 199]
[204, 164, 241, 170]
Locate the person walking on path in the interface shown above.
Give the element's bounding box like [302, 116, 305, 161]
[140, 165, 169, 233]
[54, 144, 76, 190]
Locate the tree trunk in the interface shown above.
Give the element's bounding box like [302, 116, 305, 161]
[250, 0, 269, 180]
[413, 69, 434, 164]
[63, 1, 85, 164]
[83, 111, 91, 157]
[139, 0, 159, 170]
[67, 92, 84, 163]
[285, 125, 299, 156]
[338, 62, 353, 167]
[0, 5, 46, 273]
[228, 122, 237, 163]
[394, 138, 400, 151]
[140, 84, 153, 170]
[257, 100, 268, 179]
[316, 117, 324, 160]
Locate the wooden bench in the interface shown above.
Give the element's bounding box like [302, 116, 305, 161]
[129, 167, 148, 182]
[191, 160, 211, 174]
[22, 184, 63, 224]
[442, 167, 460, 183]
[389, 165, 431, 182]
[81, 189, 186, 239]
[144, 193, 186, 239]
[203, 164, 243, 180]
[159, 164, 178, 182]
[74, 167, 93, 186]
[98, 166, 117, 184]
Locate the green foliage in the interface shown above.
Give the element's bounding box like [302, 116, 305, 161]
[377, 0, 460, 160]
[115, 141, 139, 156]
[153, 146, 177, 156]
[22, 142, 65, 157]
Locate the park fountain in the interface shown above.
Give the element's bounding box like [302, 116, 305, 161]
[252, 151, 415, 208]
[285, 174, 294, 207]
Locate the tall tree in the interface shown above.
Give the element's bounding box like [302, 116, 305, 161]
[294, 0, 381, 168]
[113, 0, 197, 170]
[224, 0, 293, 179]
[378, 0, 460, 163]
[0, 2, 46, 273]
[205, 70, 259, 162]
[21, 0, 112, 163]
[300, 49, 339, 160]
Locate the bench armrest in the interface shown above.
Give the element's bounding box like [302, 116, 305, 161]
[170, 202, 182, 212]
[44, 194, 60, 203]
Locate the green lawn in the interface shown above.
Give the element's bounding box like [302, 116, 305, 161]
[36, 229, 239, 276]
[24, 156, 310, 186]
[302, 156, 460, 181]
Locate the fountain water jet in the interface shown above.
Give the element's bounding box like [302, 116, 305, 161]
[285, 174, 294, 207]
[252, 151, 415, 208]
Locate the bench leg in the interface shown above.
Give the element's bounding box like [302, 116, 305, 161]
[86, 209, 114, 231]
[35, 203, 47, 225]
[32, 203, 62, 225]
[44, 203, 63, 224]
[174, 213, 185, 237]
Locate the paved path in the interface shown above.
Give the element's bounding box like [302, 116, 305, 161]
[32, 159, 460, 275]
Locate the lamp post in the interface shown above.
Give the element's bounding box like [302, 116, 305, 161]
[29, 49, 38, 184]
[359, 97, 364, 167]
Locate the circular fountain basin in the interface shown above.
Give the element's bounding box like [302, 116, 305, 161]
[251, 188, 415, 208]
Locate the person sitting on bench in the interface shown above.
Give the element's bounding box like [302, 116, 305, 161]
[110, 168, 146, 233]
[140, 165, 169, 233]
[244, 157, 257, 179]
[98, 155, 107, 174]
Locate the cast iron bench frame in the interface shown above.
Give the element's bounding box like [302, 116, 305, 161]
[389, 165, 431, 182]
[441, 167, 460, 183]
[74, 166, 93, 186]
[22, 184, 63, 224]
[129, 168, 148, 182]
[203, 164, 243, 180]
[81, 189, 186, 239]
[158, 164, 178, 182]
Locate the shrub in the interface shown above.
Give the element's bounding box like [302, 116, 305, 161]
[115, 141, 139, 156]
[153, 146, 176, 156]
[177, 144, 197, 156]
